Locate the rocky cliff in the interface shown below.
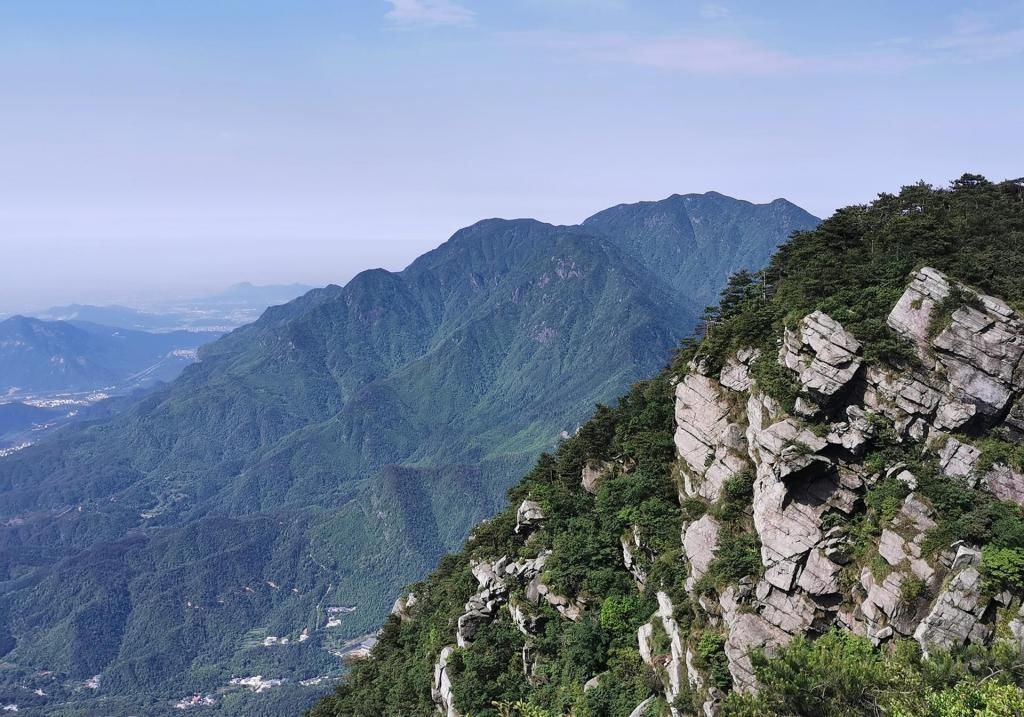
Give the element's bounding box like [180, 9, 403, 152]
[310, 177, 1024, 717]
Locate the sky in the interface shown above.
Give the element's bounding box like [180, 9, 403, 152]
[1, 0, 1023, 312]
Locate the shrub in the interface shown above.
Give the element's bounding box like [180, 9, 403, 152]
[695, 631, 733, 691]
[981, 545, 1024, 592]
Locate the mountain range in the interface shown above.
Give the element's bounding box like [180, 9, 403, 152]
[0, 316, 217, 397]
[33, 282, 314, 333]
[0, 192, 818, 716]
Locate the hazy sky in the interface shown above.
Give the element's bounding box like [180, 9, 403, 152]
[2, 1, 1023, 312]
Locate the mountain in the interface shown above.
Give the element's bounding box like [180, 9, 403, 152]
[0, 193, 817, 716]
[0, 402, 63, 446]
[38, 283, 314, 333]
[0, 316, 218, 396]
[38, 304, 185, 332]
[583, 192, 815, 312]
[311, 176, 1024, 717]
[199, 282, 316, 306]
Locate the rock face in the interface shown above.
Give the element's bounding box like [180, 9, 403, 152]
[674, 371, 751, 503]
[683, 515, 720, 591]
[457, 554, 549, 647]
[432, 646, 460, 717]
[664, 268, 1024, 700]
[984, 464, 1024, 506]
[883, 267, 1024, 434]
[914, 546, 995, 656]
[622, 525, 651, 589]
[780, 310, 863, 409]
[637, 592, 687, 715]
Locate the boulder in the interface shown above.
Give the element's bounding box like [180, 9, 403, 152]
[532, 578, 584, 621]
[825, 405, 874, 456]
[508, 600, 542, 636]
[779, 311, 862, 405]
[581, 459, 610, 495]
[797, 548, 842, 595]
[391, 592, 417, 622]
[938, 437, 981, 481]
[456, 609, 492, 648]
[720, 347, 760, 393]
[515, 500, 545, 534]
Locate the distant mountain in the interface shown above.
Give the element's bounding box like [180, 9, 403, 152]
[198, 281, 316, 306]
[39, 304, 184, 332]
[0, 193, 818, 715]
[0, 315, 218, 396]
[37, 283, 314, 333]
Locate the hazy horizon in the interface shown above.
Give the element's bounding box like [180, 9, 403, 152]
[3, 0, 1023, 311]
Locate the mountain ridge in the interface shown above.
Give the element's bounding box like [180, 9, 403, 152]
[309, 175, 1024, 717]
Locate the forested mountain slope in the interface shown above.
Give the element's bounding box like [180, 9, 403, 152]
[311, 176, 1024, 717]
[0, 193, 815, 715]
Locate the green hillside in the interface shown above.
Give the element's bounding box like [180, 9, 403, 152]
[0, 194, 816, 715]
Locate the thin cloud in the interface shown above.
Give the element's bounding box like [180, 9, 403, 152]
[932, 11, 1024, 62]
[508, 13, 1024, 79]
[384, 0, 475, 27]
[699, 4, 731, 21]
[510, 31, 804, 76]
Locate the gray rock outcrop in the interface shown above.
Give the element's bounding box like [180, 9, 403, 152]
[779, 310, 863, 409]
[432, 646, 460, 717]
[683, 514, 721, 591]
[515, 499, 546, 534]
[914, 546, 994, 655]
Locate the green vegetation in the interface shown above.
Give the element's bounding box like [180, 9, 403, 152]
[695, 632, 732, 691]
[981, 545, 1024, 592]
[310, 374, 679, 717]
[976, 433, 1024, 473]
[722, 630, 1024, 717]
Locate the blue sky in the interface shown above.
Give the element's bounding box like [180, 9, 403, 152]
[1, 0, 1023, 310]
